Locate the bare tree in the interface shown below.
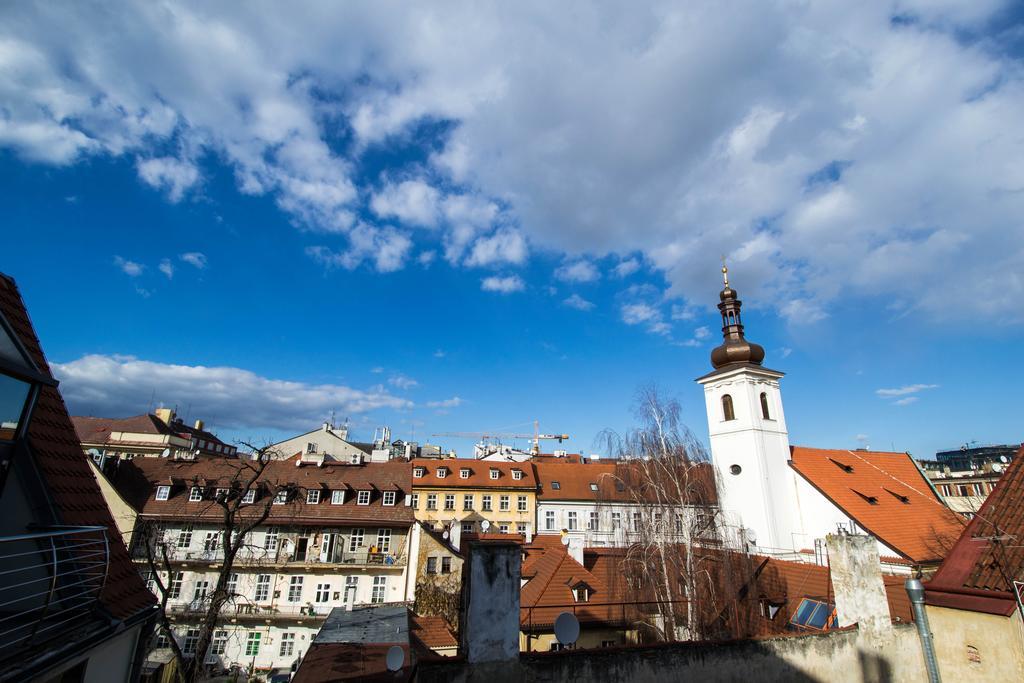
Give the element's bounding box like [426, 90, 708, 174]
[136, 444, 291, 683]
[600, 385, 749, 643]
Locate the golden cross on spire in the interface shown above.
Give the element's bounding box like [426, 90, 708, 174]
[721, 256, 729, 287]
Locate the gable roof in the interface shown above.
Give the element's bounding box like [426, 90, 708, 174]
[534, 461, 630, 502]
[789, 446, 964, 564]
[411, 459, 538, 489]
[520, 544, 609, 629]
[0, 274, 155, 622]
[410, 614, 458, 650]
[925, 444, 1024, 616]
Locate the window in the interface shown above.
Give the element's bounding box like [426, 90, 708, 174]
[517, 523, 528, 535]
[722, 394, 736, 421]
[517, 495, 528, 512]
[357, 490, 371, 505]
[426, 557, 437, 574]
[254, 574, 271, 601]
[168, 571, 183, 599]
[371, 576, 387, 603]
[463, 494, 474, 511]
[611, 512, 621, 530]
[280, 632, 296, 657]
[376, 528, 392, 552]
[632, 512, 641, 532]
[315, 583, 331, 602]
[461, 522, 474, 534]
[192, 580, 209, 603]
[210, 630, 228, 656]
[242, 489, 256, 504]
[204, 531, 219, 553]
[958, 484, 970, 497]
[307, 489, 321, 504]
[551, 481, 561, 490]
[512, 469, 523, 480]
[437, 467, 448, 479]
[426, 493, 438, 510]
[499, 495, 510, 511]
[460, 468, 471, 479]
[274, 490, 288, 505]
[189, 487, 203, 502]
[441, 557, 452, 574]
[589, 483, 598, 492]
[444, 494, 456, 511]
[154, 631, 170, 649]
[245, 632, 261, 657]
[306, 442, 317, 454]
[264, 529, 279, 550]
[215, 487, 228, 500]
[760, 392, 771, 419]
[331, 490, 345, 504]
[601, 640, 617, 648]
[183, 629, 199, 655]
[177, 525, 193, 548]
[589, 511, 599, 531]
[288, 576, 304, 602]
[155, 485, 170, 501]
[489, 469, 499, 480]
[499, 523, 509, 533]
[413, 467, 425, 478]
[545, 510, 556, 530]
[482, 495, 492, 511]
[567, 511, 578, 530]
[344, 577, 359, 603]
[383, 490, 396, 506]
[574, 586, 589, 602]
[349, 528, 364, 551]
[790, 598, 836, 631]
[675, 514, 684, 533]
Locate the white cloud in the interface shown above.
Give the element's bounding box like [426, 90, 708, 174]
[52, 354, 411, 432]
[306, 224, 412, 273]
[433, 349, 446, 358]
[876, 384, 939, 398]
[113, 256, 143, 277]
[563, 294, 595, 311]
[481, 274, 524, 294]
[613, 258, 640, 278]
[620, 303, 660, 326]
[894, 397, 919, 406]
[465, 229, 528, 267]
[693, 326, 711, 340]
[388, 374, 418, 390]
[417, 250, 436, 266]
[555, 259, 600, 283]
[159, 259, 174, 279]
[137, 156, 200, 202]
[426, 396, 463, 409]
[370, 179, 440, 228]
[179, 252, 208, 269]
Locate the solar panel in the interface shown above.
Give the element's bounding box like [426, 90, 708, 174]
[790, 598, 836, 631]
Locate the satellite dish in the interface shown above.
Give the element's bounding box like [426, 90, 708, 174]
[553, 612, 580, 645]
[481, 520, 491, 532]
[442, 531, 450, 540]
[385, 645, 405, 672]
[1001, 455, 1009, 463]
[161, 448, 171, 458]
[992, 463, 1003, 473]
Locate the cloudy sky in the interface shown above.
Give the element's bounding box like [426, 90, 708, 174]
[3, 1, 1022, 457]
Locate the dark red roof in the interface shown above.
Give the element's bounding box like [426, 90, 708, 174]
[925, 445, 1024, 616]
[72, 413, 231, 448]
[411, 459, 538, 489]
[790, 446, 964, 564]
[291, 643, 412, 682]
[410, 614, 458, 650]
[114, 455, 415, 526]
[0, 274, 155, 621]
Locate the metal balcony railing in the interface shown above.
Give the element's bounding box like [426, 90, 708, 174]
[0, 526, 109, 656]
[139, 544, 406, 567]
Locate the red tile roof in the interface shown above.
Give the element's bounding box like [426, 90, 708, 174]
[534, 461, 631, 502]
[113, 455, 415, 526]
[520, 544, 615, 629]
[410, 614, 458, 650]
[411, 460, 538, 489]
[789, 446, 965, 564]
[0, 274, 155, 621]
[925, 445, 1024, 616]
[291, 643, 412, 682]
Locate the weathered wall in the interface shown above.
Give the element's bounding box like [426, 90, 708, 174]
[461, 541, 521, 664]
[423, 624, 927, 683]
[926, 604, 1024, 682]
[826, 534, 892, 638]
[519, 626, 638, 653]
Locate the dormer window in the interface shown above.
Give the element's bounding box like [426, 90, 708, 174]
[489, 469, 499, 480]
[760, 392, 771, 420]
[512, 469, 523, 480]
[307, 489, 321, 504]
[573, 584, 590, 603]
[242, 489, 256, 504]
[413, 467, 425, 478]
[357, 490, 371, 505]
[215, 487, 229, 501]
[189, 487, 203, 502]
[437, 467, 448, 479]
[155, 485, 171, 501]
[722, 394, 736, 421]
[589, 483, 598, 491]
[551, 481, 561, 490]
[274, 490, 288, 505]
[306, 442, 317, 454]
[460, 468, 471, 479]
[382, 491, 396, 506]
[331, 490, 345, 504]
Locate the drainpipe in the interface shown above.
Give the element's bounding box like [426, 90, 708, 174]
[906, 578, 941, 683]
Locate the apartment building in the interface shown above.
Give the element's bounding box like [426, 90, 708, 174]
[106, 454, 416, 675]
[73, 408, 238, 463]
[411, 460, 538, 538]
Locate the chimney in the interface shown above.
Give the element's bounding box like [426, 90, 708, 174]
[193, 419, 204, 431]
[322, 422, 330, 432]
[826, 534, 893, 641]
[448, 520, 461, 552]
[567, 536, 584, 565]
[154, 408, 174, 425]
[461, 540, 521, 663]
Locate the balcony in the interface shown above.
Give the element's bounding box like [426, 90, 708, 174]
[0, 526, 109, 659]
[140, 544, 406, 569]
[168, 600, 335, 621]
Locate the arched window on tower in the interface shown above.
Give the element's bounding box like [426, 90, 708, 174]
[760, 392, 771, 420]
[722, 394, 735, 421]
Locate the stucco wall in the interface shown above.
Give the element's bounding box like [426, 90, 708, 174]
[926, 605, 1024, 682]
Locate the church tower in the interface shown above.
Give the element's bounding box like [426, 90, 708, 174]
[696, 266, 796, 553]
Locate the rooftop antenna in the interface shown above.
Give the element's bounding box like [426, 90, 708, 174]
[330, 409, 336, 430]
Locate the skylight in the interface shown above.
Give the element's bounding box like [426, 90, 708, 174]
[790, 598, 836, 631]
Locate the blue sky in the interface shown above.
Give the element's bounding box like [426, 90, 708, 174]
[2, 2, 1023, 460]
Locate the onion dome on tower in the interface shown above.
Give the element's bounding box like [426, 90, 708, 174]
[710, 265, 765, 369]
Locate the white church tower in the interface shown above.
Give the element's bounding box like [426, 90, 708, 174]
[697, 266, 797, 554]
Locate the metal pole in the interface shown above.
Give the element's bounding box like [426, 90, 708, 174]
[905, 578, 941, 683]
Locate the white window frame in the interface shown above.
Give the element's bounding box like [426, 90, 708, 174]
[382, 491, 396, 506]
[280, 632, 296, 657]
[242, 489, 256, 504]
[183, 629, 199, 655]
[489, 469, 499, 480]
[210, 630, 228, 656]
[264, 528, 279, 550]
[177, 525, 193, 548]
[413, 467, 425, 478]
[254, 574, 271, 601]
[461, 521, 474, 534]
[499, 495, 510, 511]
[274, 490, 288, 505]
[287, 576, 304, 602]
[517, 495, 528, 512]
[306, 442, 317, 454]
[460, 468, 471, 479]
[545, 510, 555, 530]
[376, 528, 392, 552]
[371, 576, 387, 603]
[568, 511, 578, 530]
[437, 467, 448, 479]
[315, 583, 331, 603]
[215, 487, 228, 500]
[331, 490, 345, 504]
[481, 495, 492, 511]
[357, 490, 371, 505]
[349, 528, 364, 552]
[589, 511, 599, 531]
[307, 489, 321, 504]
[444, 494, 455, 511]
[499, 523, 510, 533]
[426, 493, 437, 510]
[512, 469, 523, 480]
[463, 494, 474, 511]
[155, 485, 170, 501]
[189, 487, 203, 502]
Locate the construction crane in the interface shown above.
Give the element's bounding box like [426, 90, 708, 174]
[432, 420, 569, 456]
